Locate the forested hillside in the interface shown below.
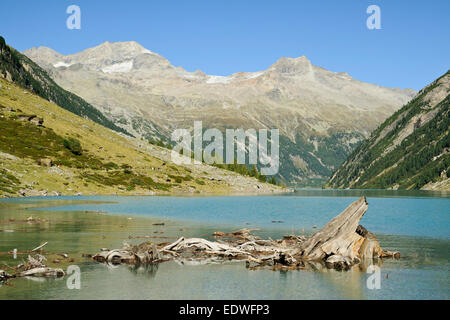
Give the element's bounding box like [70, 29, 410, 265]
[326, 71, 449, 190]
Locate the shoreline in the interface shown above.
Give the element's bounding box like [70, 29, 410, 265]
[1, 187, 294, 199]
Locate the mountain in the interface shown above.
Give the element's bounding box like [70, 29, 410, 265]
[0, 39, 284, 197]
[0, 36, 129, 136]
[326, 71, 449, 190]
[24, 41, 416, 186]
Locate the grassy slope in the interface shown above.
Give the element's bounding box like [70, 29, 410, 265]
[0, 78, 281, 197]
[325, 71, 449, 190]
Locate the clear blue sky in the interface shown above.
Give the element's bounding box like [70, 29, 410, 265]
[1, 0, 449, 90]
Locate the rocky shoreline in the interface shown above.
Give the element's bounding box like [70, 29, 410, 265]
[3, 184, 292, 198]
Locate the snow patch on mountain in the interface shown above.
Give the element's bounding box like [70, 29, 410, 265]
[206, 75, 232, 84]
[102, 61, 133, 73]
[53, 61, 73, 68]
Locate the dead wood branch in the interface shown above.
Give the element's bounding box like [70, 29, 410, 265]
[31, 241, 48, 252]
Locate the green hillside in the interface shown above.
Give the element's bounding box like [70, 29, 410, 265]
[326, 71, 450, 190]
[0, 77, 283, 197]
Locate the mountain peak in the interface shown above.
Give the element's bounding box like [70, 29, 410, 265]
[269, 55, 313, 74]
[23, 46, 63, 60]
[97, 40, 145, 50]
[80, 40, 156, 59]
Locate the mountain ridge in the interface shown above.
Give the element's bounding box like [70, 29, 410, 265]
[26, 41, 417, 92]
[24, 41, 416, 186]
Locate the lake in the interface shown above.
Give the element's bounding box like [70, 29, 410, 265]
[0, 190, 449, 300]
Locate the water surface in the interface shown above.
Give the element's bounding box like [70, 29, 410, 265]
[0, 190, 448, 299]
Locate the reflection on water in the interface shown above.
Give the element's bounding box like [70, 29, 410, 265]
[0, 193, 449, 300]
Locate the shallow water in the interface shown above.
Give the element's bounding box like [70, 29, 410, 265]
[0, 190, 448, 300]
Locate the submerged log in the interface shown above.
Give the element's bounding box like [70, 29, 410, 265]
[163, 237, 250, 256]
[18, 267, 65, 278]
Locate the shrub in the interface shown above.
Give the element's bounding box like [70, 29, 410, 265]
[63, 138, 82, 155]
[195, 179, 205, 185]
[104, 162, 119, 170]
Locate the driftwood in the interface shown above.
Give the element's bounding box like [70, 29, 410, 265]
[295, 197, 399, 268]
[1, 253, 65, 282]
[92, 197, 400, 271]
[18, 267, 65, 278]
[93, 241, 164, 264]
[18, 254, 65, 277]
[31, 241, 48, 252]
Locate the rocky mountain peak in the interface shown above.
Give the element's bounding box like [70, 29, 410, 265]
[24, 46, 63, 63]
[269, 55, 313, 75]
[70, 41, 159, 68]
[91, 41, 155, 57]
[24, 41, 170, 74]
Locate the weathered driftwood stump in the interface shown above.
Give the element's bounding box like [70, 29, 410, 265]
[296, 197, 399, 269]
[91, 197, 399, 271]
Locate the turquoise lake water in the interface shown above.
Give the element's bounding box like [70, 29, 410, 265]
[0, 190, 448, 299]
